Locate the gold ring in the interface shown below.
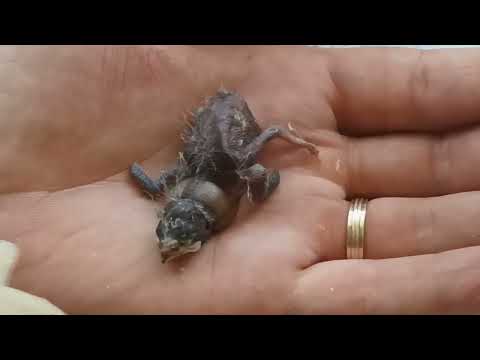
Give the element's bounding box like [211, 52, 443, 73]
[346, 198, 368, 259]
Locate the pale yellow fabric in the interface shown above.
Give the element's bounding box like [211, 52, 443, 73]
[0, 286, 65, 315]
[0, 240, 17, 286]
[0, 240, 65, 315]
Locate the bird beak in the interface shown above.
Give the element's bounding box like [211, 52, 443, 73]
[159, 241, 202, 264]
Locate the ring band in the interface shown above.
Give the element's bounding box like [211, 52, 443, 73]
[346, 198, 368, 259]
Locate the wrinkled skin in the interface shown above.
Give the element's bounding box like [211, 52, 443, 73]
[2, 46, 480, 314]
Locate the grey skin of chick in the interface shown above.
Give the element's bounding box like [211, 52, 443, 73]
[130, 89, 319, 263]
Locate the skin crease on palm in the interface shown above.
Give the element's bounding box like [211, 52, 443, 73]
[2, 45, 480, 314]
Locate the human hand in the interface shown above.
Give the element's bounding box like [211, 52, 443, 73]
[1, 45, 480, 314]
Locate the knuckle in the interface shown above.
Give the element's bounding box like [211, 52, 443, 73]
[446, 251, 480, 312]
[429, 136, 453, 193]
[433, 250, 480, 313]
[350, 263, 378, 314]
[458, 270, 480, 311]
[409, 49, 432, 116]
[438, 266, 480, 313]
[412, 202, 437, 253]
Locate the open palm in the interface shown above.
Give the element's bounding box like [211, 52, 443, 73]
[3, 45, 480, 314]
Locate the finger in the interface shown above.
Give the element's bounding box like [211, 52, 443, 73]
[327, 47, 480, 134]
[325, 193, 480, 261]
[291, 246, 480, 314]
[346, 125, 480, 197]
